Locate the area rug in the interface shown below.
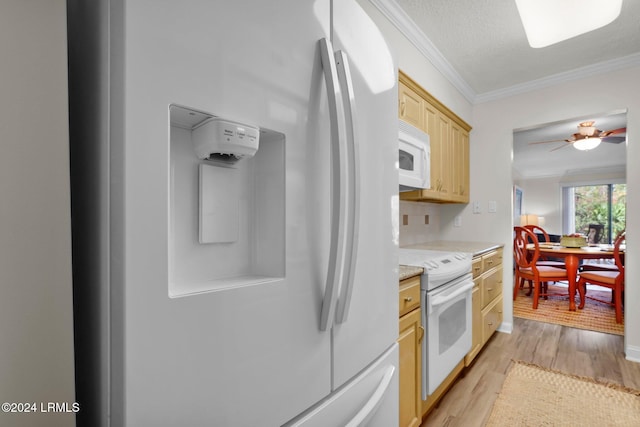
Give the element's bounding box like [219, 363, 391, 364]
[486, 361, 640, 427]
[513, 283, 624, 335]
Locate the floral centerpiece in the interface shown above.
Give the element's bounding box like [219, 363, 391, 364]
[560, 233, 587, 248]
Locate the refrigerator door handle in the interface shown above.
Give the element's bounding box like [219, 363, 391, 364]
[345, 366, 395, 427]
[334, 50, 360, 324]
[319, 38, 348, 332]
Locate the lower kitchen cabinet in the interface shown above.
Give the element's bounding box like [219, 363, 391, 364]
[398, 276, 422, 427]
[465, 247, 504, 365]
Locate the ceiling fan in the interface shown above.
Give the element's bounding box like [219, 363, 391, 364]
[529, 121, 626, 151]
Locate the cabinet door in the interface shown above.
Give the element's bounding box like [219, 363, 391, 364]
[482, 296, 503, 344]
[450, 122, 469, 203]
[421, 100, 441, 199]
[398, 308, 422, 427]
[435, 111, 451, 197]
[399, 82, 424, 130]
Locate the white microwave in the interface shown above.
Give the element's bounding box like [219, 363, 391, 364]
[398, 120, 430, 191]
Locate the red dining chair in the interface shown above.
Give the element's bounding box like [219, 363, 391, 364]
[513, 226, 569, 308]
[579, 229, 625, 302]
[518, 225, 565, 295]
[578, 231, 625, 323]
[523, 225, 565, 268]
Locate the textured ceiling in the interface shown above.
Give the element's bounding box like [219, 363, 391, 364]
[395, 0, 640, 95]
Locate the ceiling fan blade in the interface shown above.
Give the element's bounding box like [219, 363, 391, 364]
[600, 127, 626, 137]
[602, 136, 626, 144]
[550, 142, 572, 152]
[528, 139, 569, 145]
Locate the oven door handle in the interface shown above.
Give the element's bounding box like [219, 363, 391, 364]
[428, 281, 474, 315]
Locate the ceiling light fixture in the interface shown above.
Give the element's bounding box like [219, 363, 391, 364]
[573, 137, 601, 151]
[515, 0, 623, 48]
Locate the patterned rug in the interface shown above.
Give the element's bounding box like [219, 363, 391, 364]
[486, 361, 640, 426]
[513, 283, 624, 335]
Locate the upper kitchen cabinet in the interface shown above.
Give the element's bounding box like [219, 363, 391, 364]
[399, 80, 424, 130]
[398, 71, 471, 204]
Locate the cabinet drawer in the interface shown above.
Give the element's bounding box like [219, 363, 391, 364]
[482, 296, 503, 344]
[481, 266, 503, 308]
[472, 257, 482, 279]
[399, 276, 421, 317]
[482, 248, 503, 272]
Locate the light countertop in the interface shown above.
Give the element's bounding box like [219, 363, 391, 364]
[399, 265, 423, 281]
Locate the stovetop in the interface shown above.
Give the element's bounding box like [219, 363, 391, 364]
[398, 247, 472, 291]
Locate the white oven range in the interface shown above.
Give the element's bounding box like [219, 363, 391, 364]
[398, 247, 473, 399]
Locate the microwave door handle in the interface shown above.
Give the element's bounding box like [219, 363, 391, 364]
[319, 38, 348, 332]
[334, 49, 359, 325]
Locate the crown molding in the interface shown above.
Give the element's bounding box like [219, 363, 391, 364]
[368, 0, 476, 103]
[369, 0, 640, 105]
[476, 52, 640, 104]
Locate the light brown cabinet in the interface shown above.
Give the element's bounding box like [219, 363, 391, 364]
[398, 276, 422, 427]
[465, 247, 504, 366]
[398, 70, 471, 203]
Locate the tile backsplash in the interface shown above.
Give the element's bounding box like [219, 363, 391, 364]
[399, 201, 441, 246]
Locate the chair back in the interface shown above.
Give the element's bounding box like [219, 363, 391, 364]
[513, 226, 540, 270]
[523, 224, 550, 243]
[613, 231, 626, 276]
[587, 224, 604, 244]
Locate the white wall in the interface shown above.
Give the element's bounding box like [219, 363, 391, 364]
[0, 1, 76, 426]
[515, 177, 563, 235]
[471, 66, 640, 360]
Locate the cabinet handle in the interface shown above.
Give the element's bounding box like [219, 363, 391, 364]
[487, 287, 493, 292]
[404, 296, 413, 302]
[487, 260, 493, 265]
[400, 101, 405, 115]
[419, 325, 425, 341]
[488, 322, 493, 326]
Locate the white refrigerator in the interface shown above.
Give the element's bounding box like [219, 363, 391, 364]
[68, 1, 399, 426]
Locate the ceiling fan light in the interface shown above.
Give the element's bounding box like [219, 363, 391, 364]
[573, 137, 601, 151]
[515, 0, 623, 48]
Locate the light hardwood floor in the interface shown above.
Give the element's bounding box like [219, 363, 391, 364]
[421, 317, 640, 426]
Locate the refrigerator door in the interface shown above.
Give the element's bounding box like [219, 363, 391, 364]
[284, 344, 399, 427]
[116, 1, 337, 426]
[330, 0, 400, 389]
[69, 0, 399, 426]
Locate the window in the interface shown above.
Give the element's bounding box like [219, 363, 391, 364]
[562, 184, 626, 244]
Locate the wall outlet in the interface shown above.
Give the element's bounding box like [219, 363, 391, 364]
[473, 201, 481, 214]
[454, 215, 462, 227]
[488, 200, 497, 213]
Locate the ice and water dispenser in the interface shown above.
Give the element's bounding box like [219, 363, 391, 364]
[169, 105, 285, 297]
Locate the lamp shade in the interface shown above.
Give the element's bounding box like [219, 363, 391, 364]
[520, 214, 539, 226]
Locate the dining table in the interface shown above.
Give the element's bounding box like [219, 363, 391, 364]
[527, 243, 621, 311]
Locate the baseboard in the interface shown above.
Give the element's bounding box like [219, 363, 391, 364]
[625, 344, 640, 362]
[497, 321, 513, 334]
